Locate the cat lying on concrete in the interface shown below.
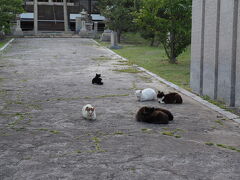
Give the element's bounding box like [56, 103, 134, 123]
[136, 106, 173, 124]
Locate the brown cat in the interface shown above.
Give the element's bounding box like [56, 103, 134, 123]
[157, 91, 183, 104]
[136, 106, 173, 124]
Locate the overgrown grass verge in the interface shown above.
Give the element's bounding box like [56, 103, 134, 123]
[96, 33, 239, 116]
[96, 33, 190, 90]
[0, 38, 11, 49]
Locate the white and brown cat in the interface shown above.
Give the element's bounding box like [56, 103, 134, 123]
[82, 104, 96, 120]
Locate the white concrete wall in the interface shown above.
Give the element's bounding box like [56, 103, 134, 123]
[202, 0, 219, 99]
[191, 0, 240, 107]
[190, 0, 205, 93]
[236, 2, 240, 106]
[217, 0, 235, 104]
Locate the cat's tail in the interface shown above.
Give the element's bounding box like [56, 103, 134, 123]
[156, 108, 174, 121]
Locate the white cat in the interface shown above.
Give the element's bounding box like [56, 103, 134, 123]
[135, 88, 157, 102]
[82, 104, 96, 120]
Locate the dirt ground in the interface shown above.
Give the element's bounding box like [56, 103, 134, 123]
[0, 38, 239, 180]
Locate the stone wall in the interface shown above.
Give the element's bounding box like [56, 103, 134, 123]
[190, 0, 239, 107]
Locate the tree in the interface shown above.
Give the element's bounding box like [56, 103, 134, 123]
[0, 0, 24, 34]
[97, 0, 136, 43]
[135, 0, 192, 63]
[134, 0, 161, 46]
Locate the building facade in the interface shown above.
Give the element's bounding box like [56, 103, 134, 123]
[21, 0, 102, 33]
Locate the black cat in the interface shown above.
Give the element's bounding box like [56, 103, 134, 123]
[136, 106, 173, 124]
[157, 91, 183, 104]
[92, 74, 103, 85]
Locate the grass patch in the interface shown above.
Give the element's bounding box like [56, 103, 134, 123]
[139, 75, 152, 83]
[0, 38, 11, 48]
[46, 94, 129, 102]
[49, 130, 60, 134]
[0, 89, 8, 96]
[38, 128, 49, 131]
[95, 94, 129, 98]
[113, 62, 131, 66]
[15, 127, 26, 131]
[202, 96, 226, 110]
[215, 120, 224, 126]
[7, 113, 28, 128]
[92, 56, 112, 61]
[204, 142, 240, 152]
[205, 142, 214, 146]
[216, 144, 240, 152]
[162, 131, 175, 136]
[75, 150, 82, 154]
[162, 129, 183, 138]
[113, 67, 142, 73]
[174, 135, 182, 138]
[131, 81, 138, 90]
[91, 137, 106, 152]
[113, 131, 124, 135]
[97, 32, 190, 89]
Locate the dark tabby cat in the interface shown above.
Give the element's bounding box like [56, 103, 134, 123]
[157, 91, 183, 104]
[136, 106, 173, 124]
[92, 74, 103, 85]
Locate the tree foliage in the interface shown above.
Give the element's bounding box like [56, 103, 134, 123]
[134, 0, 161, 46]
[97, 0, 137, 42]
[135, 0, 192, 63]
[0, 0, 24, 33]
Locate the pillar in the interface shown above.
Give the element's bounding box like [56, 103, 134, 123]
[94, 22, 98, 32]
[190, 0, 205, 94]
[191, 0, 240, 107]
[217, 0, 236, 105]
[34, 0, 38, 34]
[202, 0, 220, 99]
[63, 0, 69, 32]
[235, 0, 240, 106]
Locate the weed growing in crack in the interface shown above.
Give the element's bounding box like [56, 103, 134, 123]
[49, 130, 60, 134]
[205, 142, 214, 146]
[38, 128, 49, 131]
[112, 68, 142, 73]
[92, 56, 112, 61]
[141, 128, 153, 133]
[75, 150, 82, 154]
[215, 120, 224, 126]
[113, 131, 124, 135]
[91, 136, 106, 152]
[204, 142, 240, 152]
[139, 76, 152, 83]
[161, 129, 183, 138]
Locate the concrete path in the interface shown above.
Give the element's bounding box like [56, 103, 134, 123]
[0, 38, 240, 180]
